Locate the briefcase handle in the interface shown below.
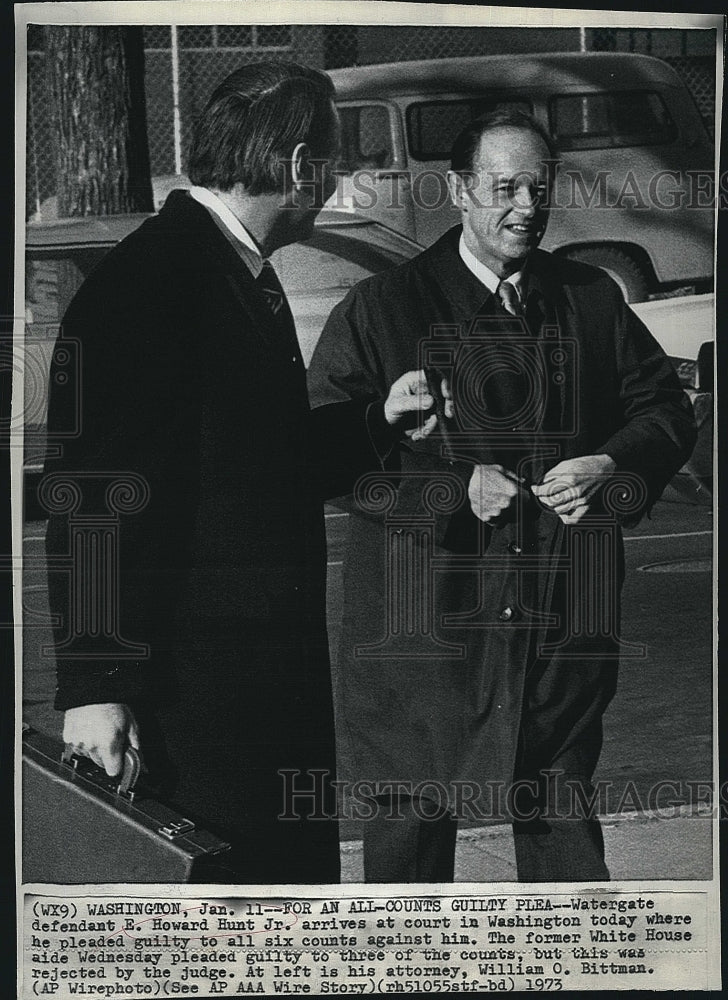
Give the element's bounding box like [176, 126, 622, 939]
[61, 744, 142, 799]
[117, 747, 142, 795]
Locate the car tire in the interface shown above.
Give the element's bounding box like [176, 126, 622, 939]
[563, 246, 650, 303]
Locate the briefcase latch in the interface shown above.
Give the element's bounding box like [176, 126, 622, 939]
[158, 819, 197, 840]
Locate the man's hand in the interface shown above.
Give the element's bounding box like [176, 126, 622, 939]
[63, 703, 141, 777]
[531, 454, 617, 524]
[384, 370, 454, 440]
[468, 464, 526, 524]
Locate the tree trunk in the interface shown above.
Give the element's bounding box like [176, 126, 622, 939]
[45, 26, 154, 217]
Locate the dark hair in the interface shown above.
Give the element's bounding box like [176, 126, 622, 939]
[450, 107, 558, 173]
[187, 61, 336, 194]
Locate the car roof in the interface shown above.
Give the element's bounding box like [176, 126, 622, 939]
[329, 52, 682, 100]
[24, 207, 387, 250]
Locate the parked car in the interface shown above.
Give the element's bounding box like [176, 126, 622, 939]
[329, 52, 715, 301]
[632, 294, 713, 501]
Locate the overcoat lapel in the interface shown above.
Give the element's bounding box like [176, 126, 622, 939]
[159, 191, 288, 356]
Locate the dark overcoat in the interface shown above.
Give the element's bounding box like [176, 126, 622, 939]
[307, 226, 696, 815]
[44, 191, 378, 882]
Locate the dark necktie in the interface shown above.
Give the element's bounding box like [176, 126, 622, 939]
[256, 259, 285, 317]
[255, 257, 300, 352]
[470, 277, 533, 473]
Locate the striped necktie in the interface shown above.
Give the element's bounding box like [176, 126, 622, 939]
[497, 279, 523, 316]
[255, 257, 300, 353]
[256, 259, 285, 316]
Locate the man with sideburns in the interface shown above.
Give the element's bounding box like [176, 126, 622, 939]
[308, 108, 696, 883]
[44, 61, 441, 883]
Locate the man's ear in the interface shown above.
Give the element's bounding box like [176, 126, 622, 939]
[291, 142, 311, 190]
[446, 170, 467, 211]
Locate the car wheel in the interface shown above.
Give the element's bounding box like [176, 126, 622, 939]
[563, 246, 650, 303]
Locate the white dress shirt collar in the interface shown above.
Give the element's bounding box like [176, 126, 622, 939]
[189, 186, 264, 278]
[458, 234, 525, 303]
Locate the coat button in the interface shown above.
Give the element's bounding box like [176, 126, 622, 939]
[499, 606, 514, 622]
[507, 542, 523, 555]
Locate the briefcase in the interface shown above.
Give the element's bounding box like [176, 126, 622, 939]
[22, 729, 232, 883]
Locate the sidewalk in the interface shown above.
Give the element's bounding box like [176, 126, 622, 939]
[340, 809, 714, 882]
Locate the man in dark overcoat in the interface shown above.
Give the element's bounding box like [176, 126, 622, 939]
[44, 61, 437, 883]
[307, 109, 697, 883]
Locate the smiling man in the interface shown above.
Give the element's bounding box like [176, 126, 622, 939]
[454, 121, 552, 274]
[308, 108, 696, 883]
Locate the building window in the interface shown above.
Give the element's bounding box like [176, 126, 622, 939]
[143, 25, 172, 49]
[143, 24, 292, 50]
[178, 26, 213, 49]
[256, 26, 292, 48]
[216, 25, 254, 48]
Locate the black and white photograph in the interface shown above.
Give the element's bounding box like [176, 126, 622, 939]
[14, 2, 721, 993]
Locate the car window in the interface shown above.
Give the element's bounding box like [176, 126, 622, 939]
[24, 246, 117, 464]
[338, 105, 395, 172]
[406, 98, 532, 161]
[550, 91, 677, 150]
[27, 257, 77, 328]
[24, 259, 64, 461]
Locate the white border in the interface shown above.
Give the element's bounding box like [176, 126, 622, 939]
[13, 4, 724, 996]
